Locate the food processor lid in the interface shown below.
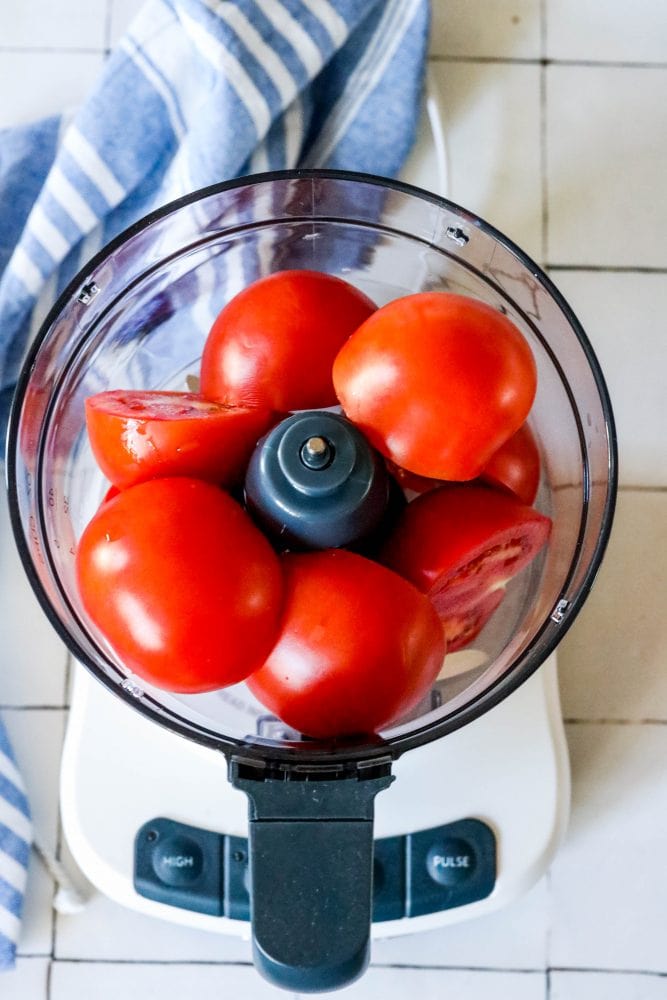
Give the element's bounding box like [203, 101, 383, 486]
[6, 169, 617, 766]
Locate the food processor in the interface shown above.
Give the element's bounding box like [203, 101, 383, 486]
[6, 169, 616, 992]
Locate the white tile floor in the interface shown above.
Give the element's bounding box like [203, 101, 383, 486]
[1, 1, 667, 998]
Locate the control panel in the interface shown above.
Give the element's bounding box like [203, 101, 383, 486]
[135, 816, 496, 921]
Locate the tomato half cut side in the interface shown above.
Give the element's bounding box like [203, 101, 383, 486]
[380, 483, 552, 615]
[85, 390, 276, 490]
[200, 270, 376, 412]
[247, 549, 445, 740]
[439, 586, 506, 653]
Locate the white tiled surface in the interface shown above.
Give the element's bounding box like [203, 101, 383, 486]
[373, 877, 550, 969]
[48, 964, 548, 1000]
[430, 60, 542, 260]
[0, 0, 108, 50]
[558, 492, 667, 720]
[2, 957, 50, 999]
[546, 272, 667, 487]
[545, 0, 667, 64]
[550, 723, 667, 973]
[546, 65, 667, 268]
[430, 0, 541, 59]
[551, 971, 667, 1000]
[55, 889, 252, 963]
[1, 1, 667, 998]
[0, 52, 105, 129]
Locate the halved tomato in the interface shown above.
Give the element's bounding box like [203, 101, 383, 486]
[85, 390, 276, 490]
[440, 586, 505, 653]
[380, 483, 552, 617]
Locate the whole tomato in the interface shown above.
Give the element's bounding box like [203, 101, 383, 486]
[387, 422, 541, 506]
[75, 478, 283, 693]
[200, 270, 376, 412]
[85, 390, 275, 490]
[480, 422, 541, 505]
[381, 483, 551, 618]
[247, 549, 445, 739]
[333, 292, 537, 481]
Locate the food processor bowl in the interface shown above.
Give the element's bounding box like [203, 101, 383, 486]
[6, 170, 616, 991]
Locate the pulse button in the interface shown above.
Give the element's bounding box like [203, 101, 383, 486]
[426, 838, 476, 886]
[152, 835, 204, 887]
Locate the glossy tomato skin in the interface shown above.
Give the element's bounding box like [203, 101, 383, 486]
[388, 422, 541, 506]
[380, 483, 551, 616]
[200, 270, 376, 412]
[76, 478, 284, 693]
[333, 292, 537, 481]
[246, 549, 445, 739]
[85, 390, 276, 491]
[479, 423, 541, 505]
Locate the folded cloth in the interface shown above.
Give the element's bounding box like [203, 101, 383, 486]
[0, 0, 430, 442]
[0, 0, 430, 968]
[0, 724, 32, 971]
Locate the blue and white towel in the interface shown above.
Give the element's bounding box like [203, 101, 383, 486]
[0, 727, 31, 970]
[0, 0, 430, 970]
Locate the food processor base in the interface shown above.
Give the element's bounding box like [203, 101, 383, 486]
[60, 653, 569, 938]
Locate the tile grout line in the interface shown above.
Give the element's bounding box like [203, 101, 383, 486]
[540, 69, 548, 264]
[547, 264, 667, 274]
[0, 705, 71, 711]
[428, 54, 667, 69]
[34, 957, 667, 976]
[0, 46, 107, 54]
[104, 0, 114, 51]
[564, 718, 667, 726]
[539, 0, 548, 265]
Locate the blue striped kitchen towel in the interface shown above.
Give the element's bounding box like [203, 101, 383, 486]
[0, 725, 31, 970]
[0, 0, 430, 969]
[0, 0, 430, 442]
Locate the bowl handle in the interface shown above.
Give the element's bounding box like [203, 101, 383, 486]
[230, 757, 393, 993]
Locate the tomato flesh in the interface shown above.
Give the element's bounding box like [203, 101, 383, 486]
[200, 269, 376, 412]
[333, 292, 537, 481]
[75, 478, 284, 693]
[440, 586, 505, 653]
[85, 390, 275, 490]
[381, 483, 551, 616]
[247, 549, 445, 739]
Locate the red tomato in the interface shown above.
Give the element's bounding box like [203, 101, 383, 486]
[440, 586, 505, 653]
[387, 423, 541, 505]
[380, 483, 551, 617]
[75, 478, 283, 693]
[479, 423, 541, 505]
[386, 459, 441, 496]
[333, 292, 537, 481]
[100, 483, 120, 506]
[85, 390, 275, 490]
[247, 549, 445, 739]
[200, 270, 376, 412]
